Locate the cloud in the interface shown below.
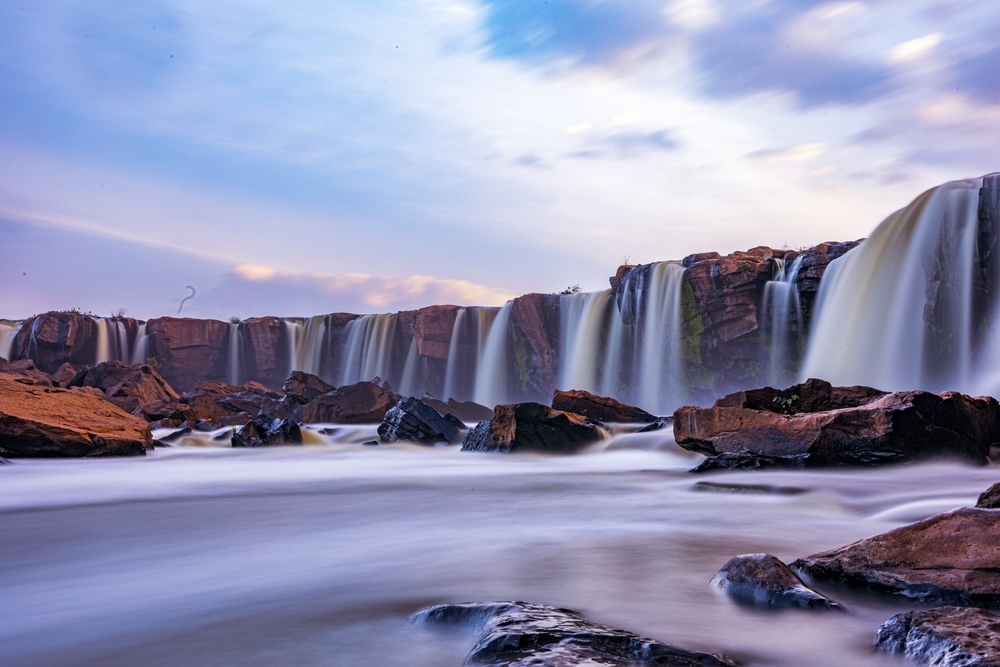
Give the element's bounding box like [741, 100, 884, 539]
[569, 128, 680, 159]
[750, 143, 827, 163]
[952, 48, 1000, 104]
[887, 33, 942, 64]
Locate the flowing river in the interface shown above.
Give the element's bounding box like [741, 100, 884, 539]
[0, 428, 994, 666]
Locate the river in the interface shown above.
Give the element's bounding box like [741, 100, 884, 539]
[0, 426, 993, 666]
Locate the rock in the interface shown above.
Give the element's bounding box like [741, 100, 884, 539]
[875, 606, 1000, 667]
[792, 507, 1000, 606]
[68, 360, 179, 414]
[133, 399, 196, 423]
[637, 416, 672, 433]
[70, 386, 108, 399]
[377, 397, 465, 444]
[461, 403, 605, 454]
[552, 389, 658, 423]
[0, 374, 150, 457]
[11, 312, 139, 373]
[692, 481, 807, 495]
[1, 359, 54, 386]
[420, 394, 494, 424]
[691, 451, 812, 473]
[362, 440, 379, 446]
[231, 415, 302, 447]
[398, 305, 460, 360]
[50, 362, 77, 387]
[976, 482, 1000, 509]
[508, 294, 562, 403]
[282, 370, 335, 405]
[674, 378, 1000, 466]
[413, 601, 736, 667]
[299, 381, 401, 424]
[711, 554, 843, 610]
[145, 317, 231, 392]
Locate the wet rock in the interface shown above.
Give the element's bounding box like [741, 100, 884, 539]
[397, 305, 460, 360]
[362, 440, 379, 446]
[461, 403, 605, 454]
[299, 381, 401, 424]
[976, 482, 1000, 509]
[159, 426, 192, 442]
[692, 481, 807, 495]
[792, 508, 1000, 606]
[68, 360, 179, 414]
[1, 359, 54, 386]
[0, 374, 150, 457]
[508, 293, 562, 403]
[377, 397, 465, 444]
[413, 601, 737, 667]
[875, 606, 1000, 667]
[674, 378, 1000, 466]
[11, 312, 139, 373]
[637, 416, 672, 433]
[691, 451, 812, 472]
[551, 389, 658, 423]
[231, 415, 302, 447]
[216, 382, 282, 416]
[711, 553, 843, 610]
[133, 399, 196, 424]
[417, 394, 493, 425]
[282, 371, 334, 405]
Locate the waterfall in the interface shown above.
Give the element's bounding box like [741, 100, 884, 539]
[94, 318, 130, 364]
[442, 307, 467, 401]
[632, 262, 686, 412]
[473, 301, 513, 407]
[131, 323, 148, 365]
[289, 315, 327, 376]
[801, 177, 990, 393]
[398, 338, 419, 397]
[558, 290, 615, 394]
[762, 255, 805, 387]
[0, 322, 18, 360]
[227, 322, 243, 386]
[338, 314, 400, 386]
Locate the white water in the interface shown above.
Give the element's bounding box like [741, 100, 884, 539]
[228, 322, 242, 386]
[473, 301, 513, 407]
[0, 441, 987, 667]
[559, 290, 616, 394]
[0, 322, 18, 360]
[339, 314, 399, 387]
[130, 323, 148, 365]
[288, 315, 328, 377]
[763, 255, 805, 388]
[442, 307, 468, 401]
[94, 318, 129, 364]
[802, 178, 986, 393]
[633, 262, 686, 412]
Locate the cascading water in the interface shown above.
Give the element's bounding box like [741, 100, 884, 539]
[762, 255, 805, 387]
[228, 322, 243, 386]
[801, 177, 996, 394]
[473, 302, 513, 407]
[131, 323, 149, 365]
[558, 290, 616, 395]
[442, 308, 468, 402]
[0, 322, 18, 360]
[287, 316, 327, 377]
[338, 314, 400, 387]
[629, 262, 686, 412]
[94, 319, 129, 364]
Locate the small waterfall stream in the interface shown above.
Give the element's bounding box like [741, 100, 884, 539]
[228, 322, 243, 386]
[762, 255, 805, 387]
[131, 323, 149, 365]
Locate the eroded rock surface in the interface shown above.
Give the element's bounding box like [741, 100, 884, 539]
[876, 606, 1000, 667]
[674, 378, 1000, 466]
[792, 508, 1000, 606]
[68, 360, 179, 413]
[711, 553, 842, 610]
[0, 374, 150, 457]
[462, 403, 605, 454]
[552, 389, 658, 423]
[377, 397, 465, 444]
[976, 482, 1000, 509]
[413, 601, 737, 667]
[231, 415, 302, 447]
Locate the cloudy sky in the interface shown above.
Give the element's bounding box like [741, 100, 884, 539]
[1, 0, 998, 319]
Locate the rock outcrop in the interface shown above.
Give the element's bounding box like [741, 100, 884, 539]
[552, 389, 658, 423]
[298, 381, 401, 424]
[976, 482, 1000, 509]
[1, 359, 55, 386]
[10, 312, 140, 373]
[68, 360, 179, 414]
[711, 553, 842, 610]
[876, 606, 1000, 667]
[377, 397, 465, 444]
[462, 402, 605, 454]
[231, 415, 302, 447]
[674, 378, 1000, 466]
[145, 317, 231, 392]
[0, 374, 150, 457]
[508, 294, 562, 403]
[792, 508, 1000, 606]
[418, 394, 493, 425]
[413, 601, 737, 667]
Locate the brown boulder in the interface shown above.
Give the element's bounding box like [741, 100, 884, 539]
[0, 374, 150, 457]
[299, 381, 401, 423]
[552, 389, 658, 423]
[283, 370, 334, 405]
[461, 402, 605, 454]
[711, 553, 842, 610]
[673, 378, 1000, 466]
[1, 359, 54, 387]
[50, 362, 77, 387]
[68, 360, 178, 414]
[976, 482, 1000, 509]
[792, 508, 1000, 606]
[876, 606, 1000, 666]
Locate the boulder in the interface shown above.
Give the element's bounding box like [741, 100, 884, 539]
[298, 381, 401, 424]
[0, 374, 150, 457]
[1, 359, 54, 386]
[552, 389, 658, 423]
[10, 312, 100, 372]
[711, 553, 842, 610]
[68, 360, 179, 414]
[461, 402, 605, 454]
[412, 601, 737, 667]
[418, 394, 493, 425]
[231, 415, 302, 447]
[377, 397, 465, 444]
[792, 508, 1000, 606]
[976, 482, 1000, 509]
[50, 362, 77, 387]
[876, 606, 1000, 667]
[691, 451, 812, 473]
[673, 378, 1000, 466]
[133, 399, 196, 424]
[282, 370, 334, 405]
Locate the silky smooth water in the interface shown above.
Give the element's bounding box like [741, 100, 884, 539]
[0, 434, 990, 667]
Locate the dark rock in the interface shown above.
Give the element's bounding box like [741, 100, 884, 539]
[133, 399, 196, 424]
[691, 451, 812, 472]
[362, 440, 379, 446]
[674, 378, 1000, 466]
[792, 508, 1000, 606]
[377, 397, 465, 444]
[299, 381, 401, 424]
[159, 426, 192, 442]
[976, 482, 1000, 509]
[461, 403, 605, 454]
[637, 416, 672, 433]
[711, 553, 843, 610]
[231, 415, 302, 447]
[692, 481, 807, 495]
[144, 317, 230, 392]
[149, 417, 186, 430]
[412, 601, 737, 667]
[68, 360, 179, 414]
[282, 370, 334, 405]
[50, 362, 77, 387]
[552, 389, 658, 423]
[0, 374, 150, 457]
[508, 294, 562, 403]
[421, 394, 494, 424]
[876, 606, 1000, 667]
[11, 313, 138, 373]
[1, 359, 54, 386]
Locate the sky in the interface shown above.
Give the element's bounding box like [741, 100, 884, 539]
[1, 0, 999, 320]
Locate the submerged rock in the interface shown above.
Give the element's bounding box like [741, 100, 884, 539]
[377, 397, 464, 444]
[792, 508, 1000, 606]
[691, 451, 812, 472]
[413, 601, 737, 667]
[461, 403, 605, 454]
[674, 378, 1000, 466]
[711, 554, 842, 610]
[231, 415, 302, 447]
[0, 374, 150, 457]
[876, 606, 1000, 667]
[551, 389, 658, 423]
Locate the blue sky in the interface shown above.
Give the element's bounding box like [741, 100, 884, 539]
[1, 0, 999, 319]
